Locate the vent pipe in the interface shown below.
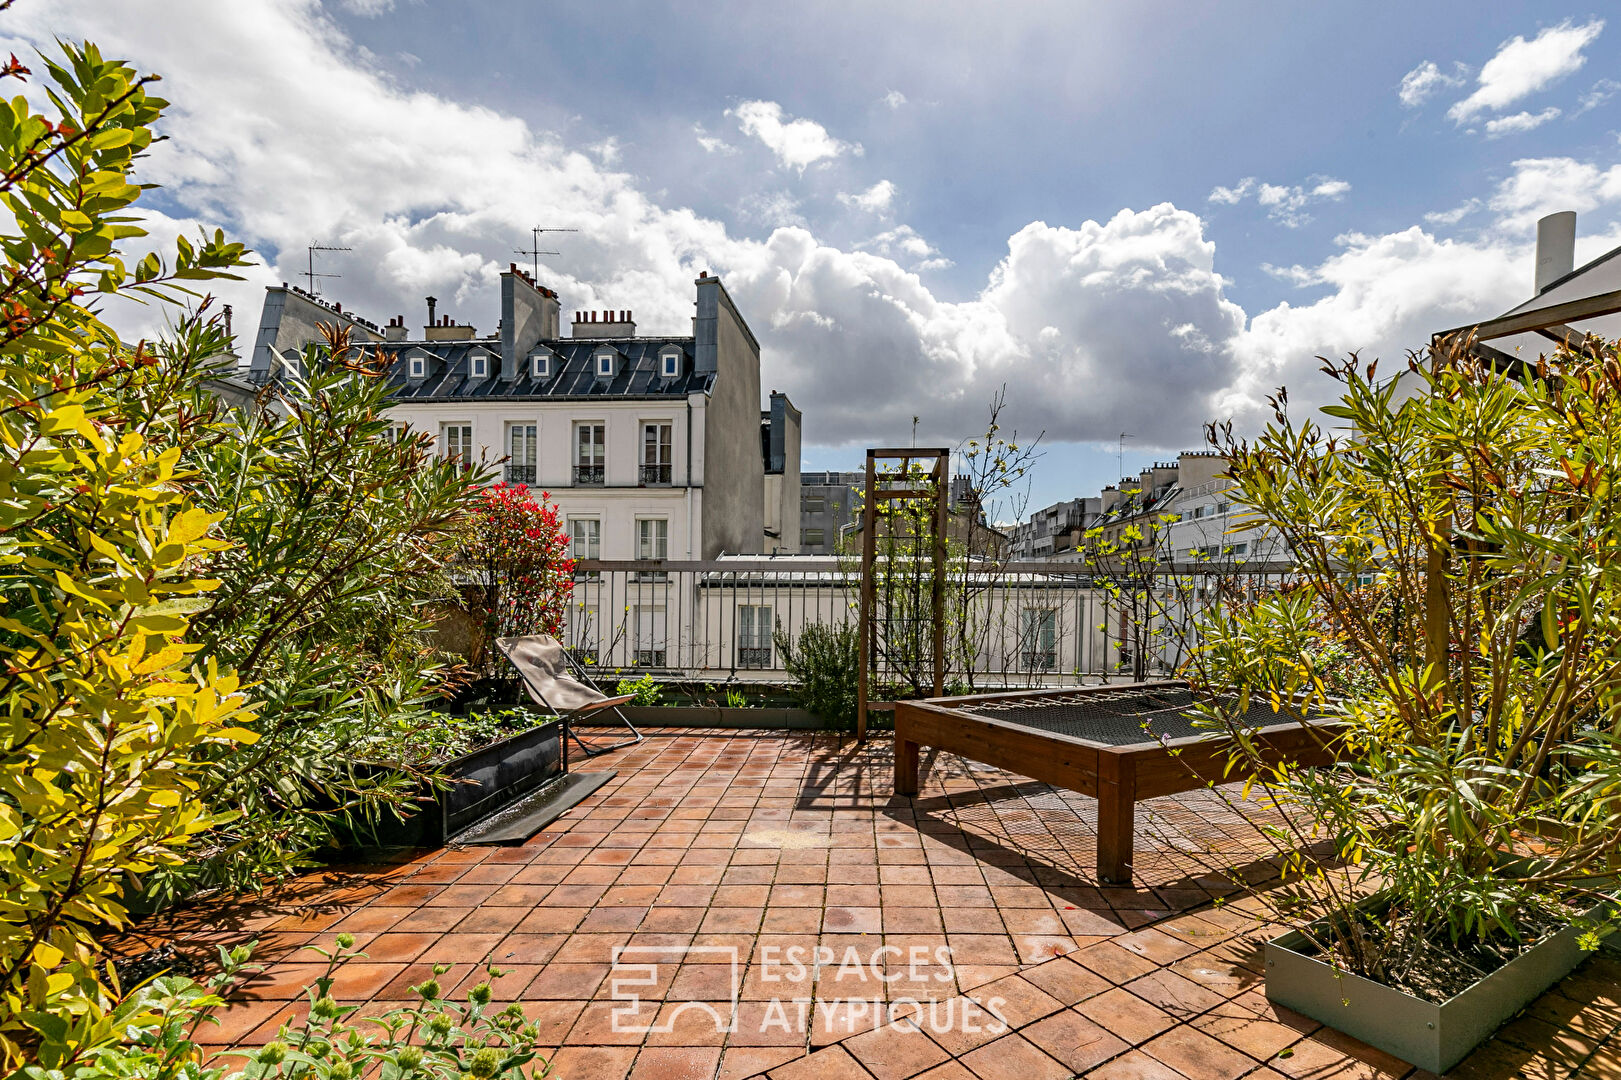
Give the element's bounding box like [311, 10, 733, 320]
[1535, 211, 1576, 294]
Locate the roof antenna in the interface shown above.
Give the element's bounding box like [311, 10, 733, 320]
[303, 242, 351, 296]
[1118, 432, 1133, 480]
[514, 225, 579, 280]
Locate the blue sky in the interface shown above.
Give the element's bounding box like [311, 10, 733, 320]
[9, 2, 1621, 520]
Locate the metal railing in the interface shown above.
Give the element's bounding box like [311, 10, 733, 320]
[572, 464, 604, 486]
[505, 464, 536, 484]
[553, 557, 1299, 688]
[639, 463, 672, 485]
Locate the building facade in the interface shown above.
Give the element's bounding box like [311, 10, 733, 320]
[798, 470, 865, 554]
[249, 267, 799, 559]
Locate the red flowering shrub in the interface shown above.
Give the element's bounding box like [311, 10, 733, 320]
[460, 483, 575, 668]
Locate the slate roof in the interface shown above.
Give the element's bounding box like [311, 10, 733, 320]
[374, 336, 713, 401]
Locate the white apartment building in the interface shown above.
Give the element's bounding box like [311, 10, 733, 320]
[249, 267, 800, 561]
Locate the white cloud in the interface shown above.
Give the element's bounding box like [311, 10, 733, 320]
[837, 180, 896, 214]
[1577, 78, 1620, 115]
[1210, 175, 1350, 227]
[1423, 199, 1482, 226]
[1486, 156, 1621, 231]
[1224, 226, 1530, 421]
[881, 90, 907, 109]
[338, 0, 394, 14]
[1484, 107, 1561, 138]
[1449, 19, 1604, 123]
[13, 1, 1621, 455]
[855, 225, 953, 271]
[727, 100, 861, 172]
[1399, 60, 1467, 107]
[1208, 178, 1255, 205]
[693, 123, 736, 155]
[736, 190, 806, 229]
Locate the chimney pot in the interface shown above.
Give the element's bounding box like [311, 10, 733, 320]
[426, 296, 438, 326]
[1535, 211, 1577, 294]
[699, 270, 708, 278]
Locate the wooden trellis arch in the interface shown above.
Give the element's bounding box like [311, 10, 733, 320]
[856, 447, 950, 739]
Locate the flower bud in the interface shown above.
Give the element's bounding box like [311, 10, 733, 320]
[468, 1048, 501, 1078]
[334, 933, 355, 949]
[257, 1041, 288, 1065]
[468, 982, 492, 1006]
[397, 1047, 424, 1071]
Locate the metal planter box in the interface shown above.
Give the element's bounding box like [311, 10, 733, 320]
[1265, 902, 1605, 1074]
[346, 718, 566, 849]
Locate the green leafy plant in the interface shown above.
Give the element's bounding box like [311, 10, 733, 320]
[1186, 342, 1621, 999]
[0, 38, 255, 1067]
[615, 673, 662, 706]
[169, 327, 482, 898]
[24, 937, 550, 1080]
[775, 621, 859, 730]
[409, 707, 547, 765]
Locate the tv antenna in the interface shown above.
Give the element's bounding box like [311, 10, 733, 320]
[514, 225, 578, 280]
[303, 242, 351, 296]
[1118, 432, 1133, 480]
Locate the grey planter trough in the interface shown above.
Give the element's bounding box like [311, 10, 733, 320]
[1265, 900, 1610, 1073]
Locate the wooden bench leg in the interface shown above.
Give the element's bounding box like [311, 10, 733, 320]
[1097, 752, 1135, 885]
[895, 737, 921, 796]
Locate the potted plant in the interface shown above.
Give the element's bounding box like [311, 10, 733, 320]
[342, 707, 568, 848]
[1182, 342, 1621, 1073]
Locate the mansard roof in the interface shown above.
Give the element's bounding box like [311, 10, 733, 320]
[379, 336, 712, 401]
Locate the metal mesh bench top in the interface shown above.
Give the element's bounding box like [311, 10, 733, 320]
[959, 686, 1301, 746]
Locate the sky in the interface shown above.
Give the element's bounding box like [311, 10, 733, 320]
[6, 1, 1621, 519]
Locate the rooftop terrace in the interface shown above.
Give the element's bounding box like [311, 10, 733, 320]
[111, 731, 1621, 1080]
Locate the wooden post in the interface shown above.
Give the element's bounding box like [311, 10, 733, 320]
[931, 454, 948, 698]
[1096, 750, 1136, 884]
[857, 451, 878, 741]
[895, 734, 921, 795]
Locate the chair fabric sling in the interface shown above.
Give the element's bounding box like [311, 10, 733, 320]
[495, 634, 643, 756]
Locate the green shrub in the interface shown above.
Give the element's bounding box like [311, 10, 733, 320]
[28, 938, 550, 1080]
[1190, 343, 1621, 988]
[614, 673, 662, 706]
[775, 622, 860, 729]
[0, 39, 254, 1066]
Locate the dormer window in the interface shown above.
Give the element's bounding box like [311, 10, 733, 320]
[407, 352, 426, 380]
[660, 346, 682, 379]
[530, 348, 552, 380]
[595, 347, 618, 380]
[469, 351, 489, 380]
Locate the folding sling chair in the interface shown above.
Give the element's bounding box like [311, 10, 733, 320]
[495, 634, 644, 757]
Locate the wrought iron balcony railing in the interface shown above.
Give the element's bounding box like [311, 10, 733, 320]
[640, 463, 673, 485]
[505, 464, 536, 484]
[573, 464, 605, 485]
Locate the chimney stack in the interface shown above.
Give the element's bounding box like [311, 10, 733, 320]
[1535, 211, 1577, 294]
[426, 296, 438, 326]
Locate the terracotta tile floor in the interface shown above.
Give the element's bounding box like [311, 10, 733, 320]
[115, 729, 1621, 1080]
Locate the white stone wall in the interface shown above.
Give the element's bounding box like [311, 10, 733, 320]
[388, 395, 708, 560]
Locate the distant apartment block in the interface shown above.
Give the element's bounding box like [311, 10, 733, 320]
[249, 267, 800, 560]
[798, 470, 865, 554]
[1010, 450, 1284, 569]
